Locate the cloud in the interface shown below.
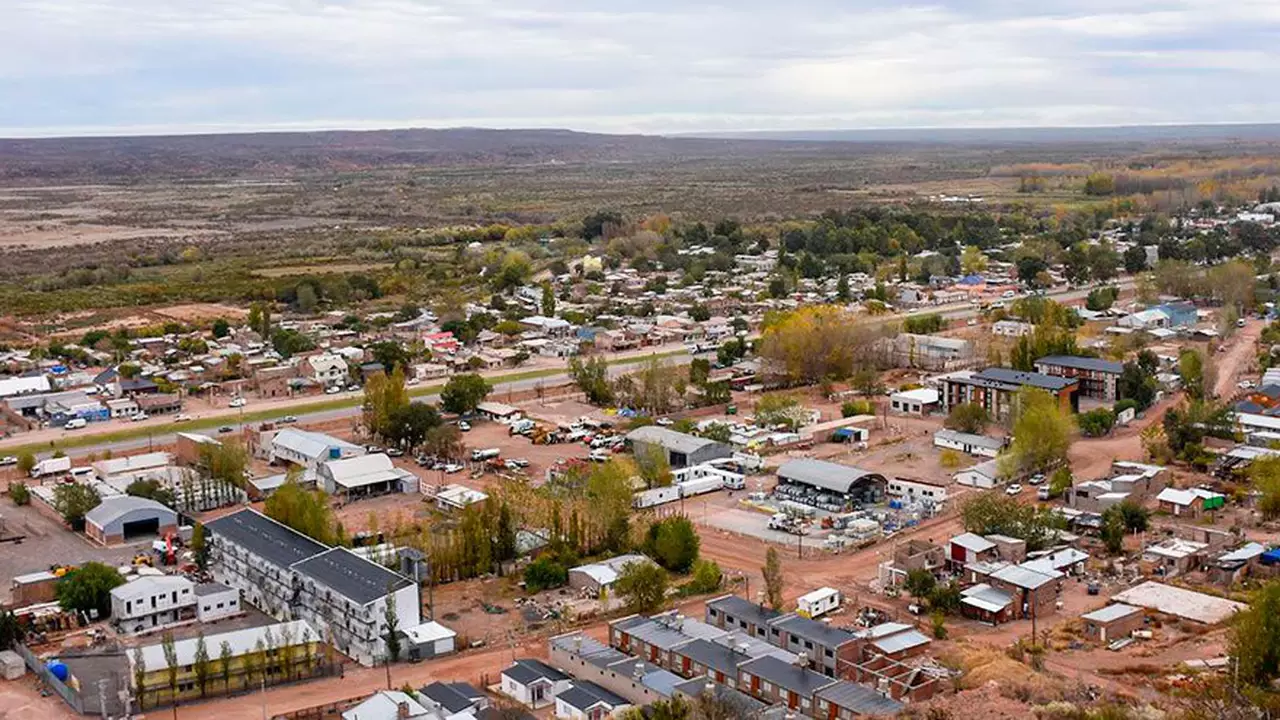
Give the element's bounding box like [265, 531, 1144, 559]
[0, 0, 1276, 136]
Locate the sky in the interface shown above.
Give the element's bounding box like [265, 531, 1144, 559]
[3, 0, 1279, 137]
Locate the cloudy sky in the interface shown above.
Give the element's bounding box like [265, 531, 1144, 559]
[3, 0, 1279, 137]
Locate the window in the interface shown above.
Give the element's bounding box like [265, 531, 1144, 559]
[804, 640, 813, 650]
[762, 682, 773, 693]
[825, 648, 834, 658]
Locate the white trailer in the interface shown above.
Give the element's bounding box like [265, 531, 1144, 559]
[678, 475, 724, 498]
[796, 587, 842, 619]
[31, 456, 72, 478]
[633, 485, 680, 509]
[470, 448, 500, 461]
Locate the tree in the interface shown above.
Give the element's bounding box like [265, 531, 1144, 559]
[716, 338, 747, 368]
[1179, 348, 1207, 401]
[944, 403, 989, 434]
[383, 587, 401, 662]
[569, 355, 614, 405]
[53, 482, 100, 531]
[961, 493, 1063, 552]
[161, 632, 179, 703]
[1084, 172, 1115, 196]
[265, 478, 340, 545]
[1077, 407, 1116, 438]
[126, 478, 176, 507]
[835, 274, 851, 302]
[754, 393, 806, 430]
[1101, 510, 1125, 554]
[689, 358, 711, 386]
[0, 610, 24, 651]
[961, 245, 989, 275]
[689, 559, 723, 593]
[192, 521, 210, 571]
[1118, 362, 1158, 410]
[998, 387, 1074, 477]
[758, 305, 882, 384]
[369, 341, 411, 374]
[1114, 500, 1150, 532]
[7, 482, 30, 506]
[636, 445, 674, 489]
[644, 516, 700, 573]
[198, 438, 249, 489]
[541, 282, 556, 317]
[16, 450, 35, 476]
[1123, 244, 1148, 273]
[614, 560, 669, 613]
[762, 547, 784, 611]
[1250, 456, 1280, 520]
[211, 317, 231, 338]
[386, 402, 442, 450]
[422, 423, 465, 460]
[132, 647, 147, 707]
[523, 557, 569, 592]
[55, 562, 124, 618]
[1230, 579, 1280, 687]
[193, 633, 211, 697]
[904, 568, 936, 599]
[1016, 256, 1049, 287]
[363, 366, 410, 442]
[440, 373, 492, 415]
[1085, 286, 1119, 311]
[1048, 467, 1073, 499]
[219, 641, 234, 692]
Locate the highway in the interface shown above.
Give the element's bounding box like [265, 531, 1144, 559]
[6, 278, 1134, 461]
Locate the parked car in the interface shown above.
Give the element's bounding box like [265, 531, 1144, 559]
[326, 386, 342, 395]
[443, 463, 463, 473]
[1005, 483, 1023, 496]
[588, 450, 611, 462]
[64, 418, 87, 430]
[174, 414, 192, 422]
[130, 412, 149, 422]
[218, 426, 234, 434]
[1027, 474, 1045, 485]
[0, 456, 18, 466]
[229, 397, 246, 408]
[458, 421, 471, 432]
[281, 415, 298, 423]
[656, 417, 674, 426]
[387, 448, 404, 457]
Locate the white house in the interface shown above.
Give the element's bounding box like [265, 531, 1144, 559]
[992, 320, 1034, 337]
[269, 428, 365, 471]
[306, 353, 349, 386]
[318, 453, 418, 497]
[92, 451, 173, 488]
[110, 575, 197, 635]
[889, 388, 939, 415]
[402, 621, 458, 661]
[501, 658, 573, 709]
[554, 681, 630, 720]
[954, 458, 1001, 488]
[194, 583, 242, 623]
[886, 477, 949, 505]
[934, 429, 1006, 458]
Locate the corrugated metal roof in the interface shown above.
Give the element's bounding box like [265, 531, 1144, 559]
[627, 426, 727, 455]
[207, 508, 328, 570]
[870, 629, 931, 655]
[960, 584, 1012, 613]
[291, 547, 414, 606]
[777, 458, 885, 494]
[84, 495, 176, 530]
[1080, 603, 1142, 624]
[1035, 355, 1124, 374]
[815, 680, 904, 716]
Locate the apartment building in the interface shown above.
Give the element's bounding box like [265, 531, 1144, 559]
[1033, 355, 1124, 401]
[206, 508, 420, 666]
[938, 367, 1078, 421]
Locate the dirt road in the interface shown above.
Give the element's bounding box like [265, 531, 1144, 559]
[1214, 317, 1262, 399]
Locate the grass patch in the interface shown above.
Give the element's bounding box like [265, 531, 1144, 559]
[2, 349, 689, 457]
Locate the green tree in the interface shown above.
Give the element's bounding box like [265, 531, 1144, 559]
[1179, 348, 1207, 401]
[614, 560, 669, 613]
[126, 478, 176, 507]
[1077, 407, 1116, 437]
[1118, 362, 1158, 410]
[835, 274, 851, 302]
[541, 282, 556, 317]
[944, 403, 989, 434]
[53, 482, 100, 531]
[1123, 244, 1148, 273]
[644, 516, 700, 573]
[7, 482, 30, 506]
[961, 493, 1063, 552]
[636, 445, 674, 489]
[211, 317, 230, 338]
[0, 610, 25, 650]
[1230, 579, 1280, 687]
[762, 547, 784, 611]
[362, 366, 411, 441]
[386, 402, 442, 450]
[198, 438, 249, 489]
[16, 450, 35, 476]
[961, 246, 989, 275]
[192, 521, 210, 571]
[523, 557, 569, 592]
[440, 373, 493, 415]
[55, 562, 125, 618]
[218, 641, 234, 692]
[162, 633, 178, 702]
[998, 387, 1074, 477]
[193, 633, 211, 697]
[383, 587, 401, 662]
[1084, 172, 1116, 196]
[1101, 510, 1125, 554]
[1251, 456, 1280, 520]
[904, 568, 936, 599]
[1048, 467, 1073, 499]
[754, 392, 806, 430]
[689, 559, 723, 594]
[569, 355, 614, 405]
[422, 423, 465, 460]
[688, 358, 711, 386]
[132, 647, 147, 707]
[368, 341, 411, 374]
[265, 477, 340, 545]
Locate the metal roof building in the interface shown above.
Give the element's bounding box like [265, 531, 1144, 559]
[814, 679, 904, 716]
[292, 547, 414, 606]
[84, 495, 178, 546]
[206, 507, 328, 569]
[626, 426, 732, 468]
[776, 458, 887, 496]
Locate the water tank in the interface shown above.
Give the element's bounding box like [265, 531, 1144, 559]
[46, 660, 69, 682]
[329, 447, 341, 459]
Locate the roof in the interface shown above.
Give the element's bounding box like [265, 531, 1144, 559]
[671, 678, 767, 716]
[957, 459, 1000, 480]
[777, 458, 885, 495]
[556, 681, 628, 712]
[419, 682, 484, 714]
[1081, 603, 1142, 624]
[403, 621, 457, 645]
[133, 620, 314, 671]
[92, 451, 171, 477]
[206, 508, 328, 570]
[613, 613, 725, 650]
[502, 658, 569, 686]
[934, 429, 1005, 450]
[272, 428, 362, 461]
[0, 375, 51, 397]
[960, 584, 1013, 613]
[770, 614, 855, 648]
[1022, 548, 1089, 575]
[870, 628, 931, 655]
[707, 593, 783, 628]
[853, 622, 913, 640]
[815, 681, 905, 716]
[193, 582, 234, 597]
[292, 547, 414, 606]
[739, 655, 836, 696]
[672, 639, 747, 676]
[971, 367, 1078, 392]
[1035, 355, 1124, 374]
[570, 554, 651, 587]
[551, 633, 627, 670]
[84, 495, 176, 529]
[950, 533, 996, 553]
[1112, 581, 1248, 624]
[475, 401, 521, 417]
[341, 690, 430, 720]
[1156, 487, 1224, 506]
[323, 453, 411, 489]
[891, 387, 939, 404]
[797, 587, 840, 604]
[626, 425, 727, 455]
[991, 563, 1061, 590]
[1218, 542, 1266, 564]
[110, 575, 193, 602]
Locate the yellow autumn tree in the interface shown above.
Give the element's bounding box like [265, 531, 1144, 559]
[758, 305, 882, 384]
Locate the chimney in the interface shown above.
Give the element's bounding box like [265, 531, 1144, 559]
[397, 701, 411, 718]
[794, 651, 809, 667]
[634, 662, 645, 681]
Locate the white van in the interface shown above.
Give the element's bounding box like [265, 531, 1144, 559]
[69, 467, 96, 482]
[64, 418, 87, 430]
[470, 448, 500, 461]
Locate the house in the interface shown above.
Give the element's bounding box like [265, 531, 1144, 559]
[885, 477, 948, 506]
[764, 613, 859, 677]
[938, 367, 1079, 421]
[626, 426, 732, 468]
[84, 496, 178, 546]
[960, 584, 1015, 625]
[419, 682, 489, 719]
[609, 612, 726, 669]
[988, 563, 1062, 619]
[881, 540, 945, 588]
[206, 509, 420, 667]
[568, 554, 654, 595]
[110, 575, 197, 635]
[671, 678, 771, 718]
[992, 320, 1034, 337]
[402, 620, 458, 661]
[519, 315, 573, 336]
[1211, 543, 1267, 584]
[501, 659, 572, 709]
[933, 429, 1005, 458]
[1033, 356, 1124, 401]
[193, 582, 242, 623]
[318, 454, 418, 498]
[268, 428, 365, 471]
[948, 533, 997, 568]
[434, 484, 489, 512]
[92, 451, 173, 488]
[554, 681, 630, 720]
[1142, 538, 1209, 577]
[130, 620, 321, 708]
[340, 690, 433, 720]
[814, 680, 904, 717]
[705, 594, 783, 640]
[953, 459, 1000, 488]
[1080, 604, 1144, 643]
[305, 354, 348, 387]
[1156, 487, 1226, 519]
[549, 633, 679, 707]
[1068, 462, 1167, 514]
[888, 388, 939, 415]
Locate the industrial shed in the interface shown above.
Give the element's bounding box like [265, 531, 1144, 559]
[776, 459, 886, 504]
[626, 426, 732, 468]
[85, 496, 178, 546]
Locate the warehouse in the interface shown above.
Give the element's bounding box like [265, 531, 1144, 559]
[84, 496, 178, 546]
[776, 459, 886, 505]
[626, 426, 732, 468]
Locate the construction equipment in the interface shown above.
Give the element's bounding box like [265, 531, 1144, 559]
[131, 554, 153, 567]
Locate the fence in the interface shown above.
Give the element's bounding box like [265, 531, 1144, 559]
[14, 643, 84, 714]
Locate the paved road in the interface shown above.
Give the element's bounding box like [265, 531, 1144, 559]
[10, 279, 1133, 461]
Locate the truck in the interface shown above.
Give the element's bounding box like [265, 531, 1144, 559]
[633, 485, 680, 509]
[677, 475, 724, 498]
[768, 513, 807, 535]
[470, 448, 500, 462]
[796, 587, 842, 619]
[31, 456, 73, 478]
[508, 419, 536, 435]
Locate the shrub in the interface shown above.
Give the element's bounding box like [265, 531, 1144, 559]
[523, 557, 568, 592]
[7, 482, 30, 506]
[841, 400, 874, 417]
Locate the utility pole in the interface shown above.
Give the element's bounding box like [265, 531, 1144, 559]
[97, 678, 108, 720]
